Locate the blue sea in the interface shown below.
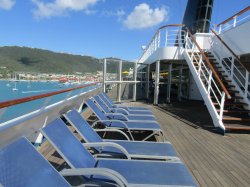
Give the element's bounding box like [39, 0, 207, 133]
[0, 80, 95, 123]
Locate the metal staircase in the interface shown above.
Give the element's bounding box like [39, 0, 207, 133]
[183, 28, 250, 134]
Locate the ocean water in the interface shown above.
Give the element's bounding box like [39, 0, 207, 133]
[0, 80, 95, 123]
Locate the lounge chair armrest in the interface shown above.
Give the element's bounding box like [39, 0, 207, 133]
[94, 129, 131, 141]
[105, 113, 129, 121]
[83, 142, 131, 159]
[92, 119, 127, 128]
[60, 168, 128, 187]
[111, 108, 129, 115]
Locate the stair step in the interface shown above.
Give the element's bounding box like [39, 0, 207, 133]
[219, 109, 250, 113]
[213, 102, 247, 106]
[223, 117, 250, 121]
[225, 125, 250, 131]
[228, 90, 240, 93]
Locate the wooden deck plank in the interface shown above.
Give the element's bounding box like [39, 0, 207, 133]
[124, 101, 250, 187]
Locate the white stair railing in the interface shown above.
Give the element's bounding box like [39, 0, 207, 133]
[217, 6, 250, 34]
[183, 29, 230, 132]
[209, 30, 250, 108]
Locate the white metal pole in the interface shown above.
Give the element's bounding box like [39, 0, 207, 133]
[133, 62, 137, 101]
[154, 60, 160, 105]
[117, 60, 122, 102]
[167, 63, 172, 103]
[178, 65, 183, 102]
[103, 59, 106, 92]
[146, 64, 150, 99]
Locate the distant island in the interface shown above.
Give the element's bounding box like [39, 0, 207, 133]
[0, 46, 133, 79]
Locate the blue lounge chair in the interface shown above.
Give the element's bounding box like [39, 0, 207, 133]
[64, 109, 179, 161]
[98, 93, 154, 115]
[101, 92, 151, 111]
[85, 99, 165, 141]
[0, 137, 70, 187]
[41, 119, 197, 187]
[93, 95, 156, 121]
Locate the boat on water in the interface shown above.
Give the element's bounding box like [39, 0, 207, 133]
[1, 1, 250, 186]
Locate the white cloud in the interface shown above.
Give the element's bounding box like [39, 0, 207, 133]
[0, 0, 15, 10]
[32, 0, 99, 19]
[103, 9, 125, 17]
[123, 3, 168, 30]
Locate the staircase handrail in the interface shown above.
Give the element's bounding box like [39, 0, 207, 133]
[138, 24, 185, 63]
[217, 6, 250, 33]
[186, 28, 231, 99]
[0, 82, 99, 109]
[209, 29, 250, 102]
[211, 29, 246, 69]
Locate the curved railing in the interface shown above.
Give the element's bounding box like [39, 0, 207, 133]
[217, 6, 250, 33]
[0, 82, 100, 124]
[138, 24, 185, 63]
[0, 83, 98, 109]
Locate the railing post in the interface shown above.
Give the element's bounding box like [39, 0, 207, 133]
[117, 60, 122, 102]
[198, 55, 202, 76]
[158, 31, 161, 48]
[103, 59, 106, 92]
[133, 62, 137, 101]
[245, 71, 249, 97]
[165, 29, 168, 47]
[146, 64, 150, 99]
[233, 16, 237, 27]
[219, 25, 222, 34]
[167, 63, 172, 103]
[154, 60, 160, 105]
[178, 65, 183, 101]
[219, 92, 225, 120]
[207, 70, 213, 96]
[230, 57, 235, 78]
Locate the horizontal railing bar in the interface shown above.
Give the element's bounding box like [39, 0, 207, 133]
[105, 81, 147, 83]
[0, 83, 99, 109]
[186, 28, 231, 99]
[217, 6, 250, 26]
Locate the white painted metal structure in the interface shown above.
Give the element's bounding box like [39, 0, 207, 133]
[0, 84, 102, 147]
[138, 7, 250, 133]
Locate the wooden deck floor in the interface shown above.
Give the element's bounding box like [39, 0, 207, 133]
[38, 90, 250, 186]
[126, 101, 250, 187]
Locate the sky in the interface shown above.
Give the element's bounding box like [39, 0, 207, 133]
[0, 0, 249, 61]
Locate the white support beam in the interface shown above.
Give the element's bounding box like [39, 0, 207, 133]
[133, 62, 137, 101]
[178, 65, 183, 102]
[117, 60, 122, 102]
[167, 63, 172, 103]
[146, 64, 150, 99]
[103, 59, 107, 92]
[154, 60, 160, 105]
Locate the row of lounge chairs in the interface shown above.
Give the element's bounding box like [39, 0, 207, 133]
[0, 92, 197, 187]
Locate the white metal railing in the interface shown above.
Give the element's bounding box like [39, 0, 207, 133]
[209, 30, 250, 104]
[217, 6, 250, 34]
[138, 24, 185, 63]
[184, 29, 226, 125]
[0, 83, 102, 147]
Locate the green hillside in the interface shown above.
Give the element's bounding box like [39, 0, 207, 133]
[0, 46, 102, 74]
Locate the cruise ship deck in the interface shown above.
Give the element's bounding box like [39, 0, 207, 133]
[38, 94, 250, 186]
